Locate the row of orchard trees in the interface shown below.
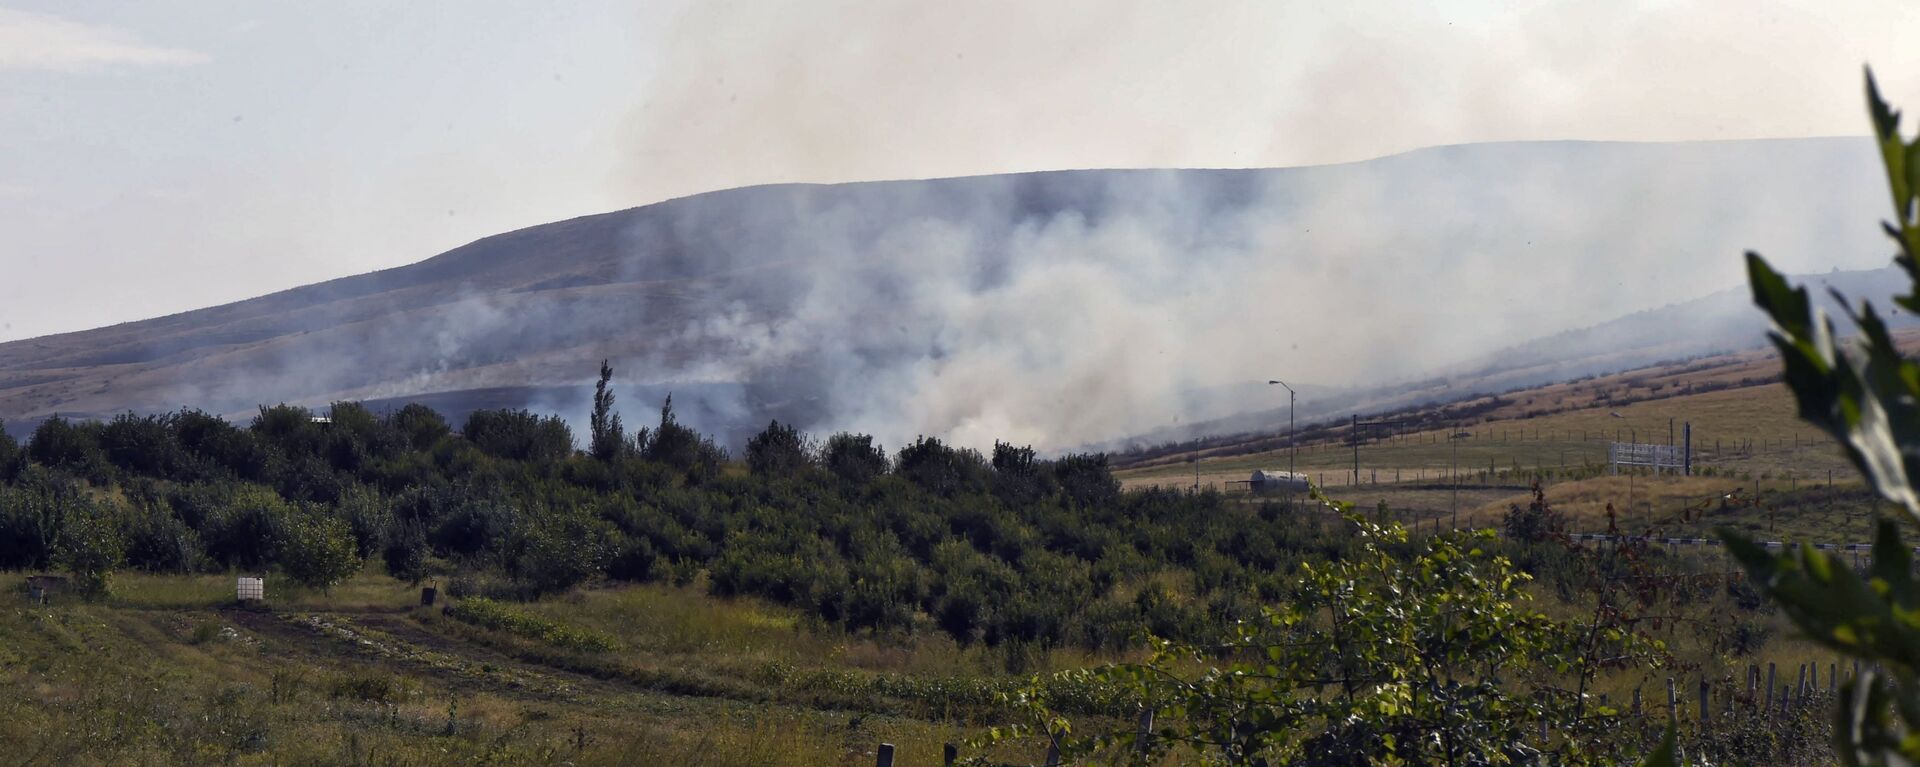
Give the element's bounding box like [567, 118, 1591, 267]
[0, 372, 1364, 652]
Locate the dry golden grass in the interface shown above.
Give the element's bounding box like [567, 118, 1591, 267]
[1123, 380, 1865, 492]
[1122, 331, 1920, 490]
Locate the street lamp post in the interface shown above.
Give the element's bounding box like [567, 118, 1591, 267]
[1266, 380, 1297, 485]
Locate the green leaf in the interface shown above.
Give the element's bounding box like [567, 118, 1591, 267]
[1638, 725, 1682, 767]
[1747, 251, 1814, 341]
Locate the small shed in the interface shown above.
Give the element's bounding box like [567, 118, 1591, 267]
[1249, 470, 1310, 495]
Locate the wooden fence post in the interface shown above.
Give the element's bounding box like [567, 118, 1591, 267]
[1767, 663, 1777, 713]
[1136, 706, 1156, 759]
[1632, 687, 1642, 716]
[1666, 677, 1677, 721]
[1698, 678, 1709, 727]
[1831, 663, 1838, 694]
[876, 743, 895, 767]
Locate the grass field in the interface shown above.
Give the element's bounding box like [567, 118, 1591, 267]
[1123, 380, 1854, 489]
[0, 571, 1070, 766]
[0, 544, 1855, 766]
[1117, 350, 1880, 556]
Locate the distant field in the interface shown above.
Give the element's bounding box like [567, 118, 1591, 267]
[1120, 348, 1870, 504]
[1131, 330, 1920, 485]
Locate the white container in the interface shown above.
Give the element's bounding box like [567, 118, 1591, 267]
[237, 576, 265, 601]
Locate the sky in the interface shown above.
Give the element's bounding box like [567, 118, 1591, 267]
[2, 0, 1918, 344]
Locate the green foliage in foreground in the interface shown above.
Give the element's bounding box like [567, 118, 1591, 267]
[445, 597, 621, 652]
[990, 507, 1662, 766]
[1718, 69, 1920, 767]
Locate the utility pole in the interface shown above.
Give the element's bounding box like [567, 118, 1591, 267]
[1352, 414, 1360, 487]
[1349, 414, 1409, 490]
[1450, 431, 1472, 530]
[1192, 449, 1200, 492]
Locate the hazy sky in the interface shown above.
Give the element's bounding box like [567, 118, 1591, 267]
[2, 0, 1917, 344]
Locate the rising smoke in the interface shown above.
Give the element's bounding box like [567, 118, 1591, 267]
[573, 137, 1891, 452]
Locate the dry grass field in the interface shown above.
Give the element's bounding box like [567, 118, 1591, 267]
[1114, 337, 1920, 536]
[1124, 330, 1920, 489]
[0, 570, 1091, 766]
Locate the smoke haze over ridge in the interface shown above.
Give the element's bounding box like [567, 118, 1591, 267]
[0, 137, 1900, 453]
[6, 2, 1920, 349]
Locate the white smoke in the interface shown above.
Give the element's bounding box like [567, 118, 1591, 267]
[597, 138, 1890, 452]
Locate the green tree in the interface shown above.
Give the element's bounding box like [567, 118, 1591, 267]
[335, 483, 390, 559]
[0, 469, 71, 569]
[589, 360, 626, 462]
[462, 408, 575, 463]
[382, 522, 430, 584]
[27, 414, 106, 478]
[821, 432, 887, 487]
[994, 513, 1656, 766]
[279, 510, 361, 590]
[56, 497, 125, 596]
[896, 436, 989, 497]
[1721, 70, 1920, 767]
[123, 498, 203, 573]
[387, 403, 451, 451]
[0, 419, 18, 480]
[745, 419, 810, 477]
[251, 403, 325, 458]
[506, 513, 611, 596]
[99, 412, 186, 477]
[638, 395, 725, 482]
[198, 486, 290, 571]
[172, 408, 269, 481]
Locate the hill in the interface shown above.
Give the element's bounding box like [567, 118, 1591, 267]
[0, 137, 1894, 449]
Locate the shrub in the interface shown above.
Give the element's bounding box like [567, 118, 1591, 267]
[388, 403, 451, 452]
[1004, 515, 1660, 765]
[895, 436, 988, 497]
[0, 474, 66, 569]
[27, 415, 107, 479]
[461, 409, 574, 463]
[504, 515, 610, 596]
[820, 432, 887, 487]
[278, 511, 360, 590]
[0, 419, 18, 481]
[56, 498, 125, 596]
[124, 504, 203, 573]
[383, 523, 430, 584]
[334, 484, 390, 559]
[745, 420, 811, 477]
[198, 487, 289, 570]
[327, 671, 399, 703]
